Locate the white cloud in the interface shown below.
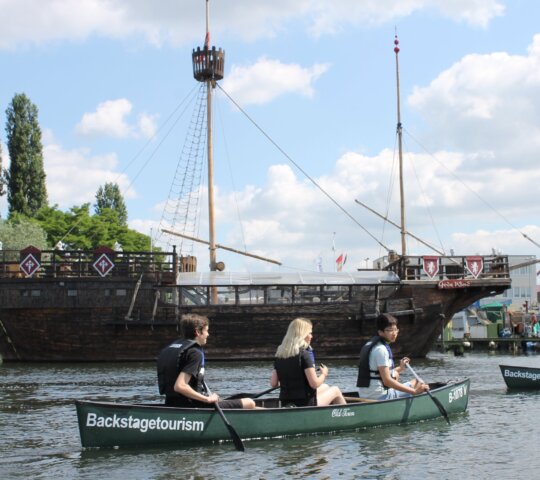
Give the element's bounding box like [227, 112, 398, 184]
[43, 140, 134, 209]
[0, 0, 505, 49]
[409, 34, 540, 166]
[222, 58, 329, 105]
[156, 143, 539, 272]
[76, 99, 157, 139]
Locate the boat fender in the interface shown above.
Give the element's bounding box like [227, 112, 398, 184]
[157, 339, 197, 395]
[356, 336, 387, 388]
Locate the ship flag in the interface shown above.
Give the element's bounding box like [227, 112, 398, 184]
[466, 256, 484, 279]
[423, 256, 439, 279]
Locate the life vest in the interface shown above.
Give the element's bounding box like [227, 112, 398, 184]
[356, 336, 392, 388]
[157, 339, 197, 395]
[274, 348, 316, 403]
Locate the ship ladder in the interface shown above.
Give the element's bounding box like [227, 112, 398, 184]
[125, 274, 143, 324]
[0, 317, 21, 360]
[150, 290, 160, 331]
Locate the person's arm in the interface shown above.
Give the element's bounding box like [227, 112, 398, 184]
[270, 369, 280, 388]
[392, 356, 411, 380]
[304, 364, 328, 389]
[174, 371, 219, 404]
[378, 366, 428, 395]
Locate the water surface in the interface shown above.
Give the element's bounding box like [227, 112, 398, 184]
[1, 352, 539, 479]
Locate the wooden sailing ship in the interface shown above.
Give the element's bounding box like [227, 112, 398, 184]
[0, 4, 511, 362]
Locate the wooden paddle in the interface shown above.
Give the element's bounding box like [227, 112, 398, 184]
[406, 364, 450, 425]
[226, 386, 279, 400]
[203, 381, 245, 451]
[344, 396, 378, 403]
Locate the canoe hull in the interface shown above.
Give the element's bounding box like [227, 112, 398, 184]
[76, 379, 470, 448]
[499, 365, 540, 389]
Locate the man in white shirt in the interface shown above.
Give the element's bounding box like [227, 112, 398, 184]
[356, 313, 430, 400]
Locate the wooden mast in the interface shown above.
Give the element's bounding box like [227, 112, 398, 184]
[192, 0, 225, 274]
[205, 0, 217, 272]
[394, 35, 407, 257]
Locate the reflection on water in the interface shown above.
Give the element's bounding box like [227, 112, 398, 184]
[1, 352, 540, 479]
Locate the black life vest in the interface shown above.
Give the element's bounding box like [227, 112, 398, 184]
[274, 348, 316, 403]
[356, 336, 392, 388]
[157, 339, 197, 395]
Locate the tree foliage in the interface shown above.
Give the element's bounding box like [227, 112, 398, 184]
[34, 204, 151, 251]
[0, 141, 6, 198]
[5, 93, 48, 217]
[95, 182, 128, 226]
[0, 215, 49, 252]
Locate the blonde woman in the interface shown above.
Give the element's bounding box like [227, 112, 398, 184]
[270, 318, 346, 407]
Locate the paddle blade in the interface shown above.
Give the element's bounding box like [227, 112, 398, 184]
[428, 391, 450, 425]
[225, 423, 245, 452]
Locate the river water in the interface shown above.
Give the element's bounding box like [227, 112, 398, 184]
[1, 351, 539, 480]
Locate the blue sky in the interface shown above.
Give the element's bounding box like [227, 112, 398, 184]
[1, 0, 539, 274]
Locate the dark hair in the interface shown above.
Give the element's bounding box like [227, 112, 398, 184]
[181, 314, 209, 339]
[376, 313, 398, 332]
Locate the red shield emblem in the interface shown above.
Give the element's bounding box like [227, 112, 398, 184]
[466, 256, 483, 278]
[423, 256, 439, 279]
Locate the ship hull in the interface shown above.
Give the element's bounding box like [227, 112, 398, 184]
[0, 275, 510, 362]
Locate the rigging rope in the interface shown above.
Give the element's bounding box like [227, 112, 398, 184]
[217, 83, 390, 253]
[404, 127, 540, 251]
[157, 83, 207, 255]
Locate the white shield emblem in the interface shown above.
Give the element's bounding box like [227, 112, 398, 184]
[466, 256, 483, 278]
[423, 256, 439, 279]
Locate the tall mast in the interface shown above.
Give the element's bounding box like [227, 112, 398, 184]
[394, 34, 407, 257]
[192, 0, 225, 271]
[205, 0, 216, 272]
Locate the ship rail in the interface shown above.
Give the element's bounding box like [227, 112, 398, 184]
[0, 248, 176, 280]
[384, 254, 510, 281]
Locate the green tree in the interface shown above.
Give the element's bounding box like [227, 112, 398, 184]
[5, 93, 48, 217]
[0, 215, 48, 252]
[35, 204, 150, 251]
[0, 141, 6, 199]
[94, 182, 128, 226]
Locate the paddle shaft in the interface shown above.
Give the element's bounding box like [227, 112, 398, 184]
[226, 386, 279, 400]
[203, 381, 245, 451]
[406, 364, 450, 425]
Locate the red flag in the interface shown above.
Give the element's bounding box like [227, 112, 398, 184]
[423, 256, 439, 279]
[336, 253, 344, 271]
[204, 31, 210, 49]
[466, 256, 483, 279]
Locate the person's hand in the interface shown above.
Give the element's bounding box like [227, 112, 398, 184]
[206, 393, 219, 404]
[399, 357, 410, 370]
[319, 363, 329, 377]
[413, 382, 430, 395]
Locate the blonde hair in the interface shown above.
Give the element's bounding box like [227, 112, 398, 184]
[275, 318, 313, 359]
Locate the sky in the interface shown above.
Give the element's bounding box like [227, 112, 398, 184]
[1, 0, 540, 275]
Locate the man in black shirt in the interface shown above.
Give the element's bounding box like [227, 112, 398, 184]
[158, 313, 256, 409]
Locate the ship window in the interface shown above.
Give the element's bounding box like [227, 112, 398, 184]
[21, 289, 41, 297]
[180, 287, 207, 306]
[267, 286, 292, 304]
[104, 289, 111, 296]
[238, 287, 265, 304]
[321, 285, 349, 302]
[211, 286, 237, 305]
[294, 286, 322, 304]
[67, 289, 77, 297]
[116, 289, 127, 296]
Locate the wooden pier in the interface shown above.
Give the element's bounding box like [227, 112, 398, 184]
[435, 336, 540, 354]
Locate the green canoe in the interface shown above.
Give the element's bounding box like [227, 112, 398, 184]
[76, 379, 469, 449]
[499, 364, 540, 389]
